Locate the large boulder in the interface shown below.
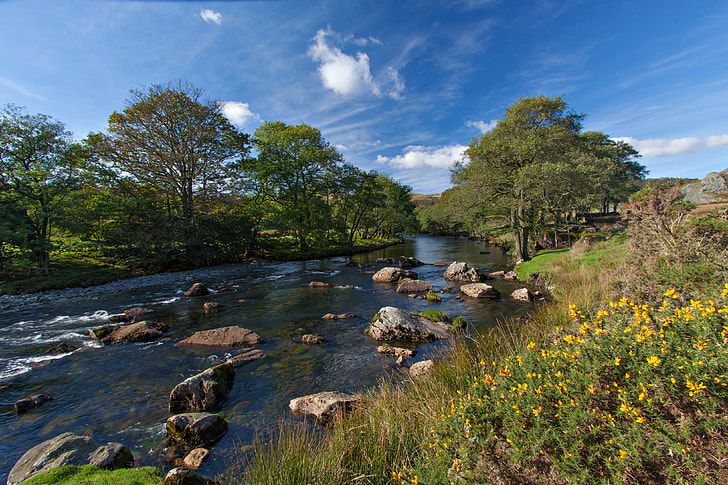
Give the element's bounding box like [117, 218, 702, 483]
[681, 170, 728, 204]
[460, 283, 501, 299]
[176, 326, 263, 348]
[289, 391, 362, 426]
[169, 363, 235, 413]
[166, 413, 228, 448]
[366, 306, 454, 341]
[372, 267, 418, 283]
[443, 262, 482, 283]
[7, 433, 133, 485]
[396, 279, 432, 294]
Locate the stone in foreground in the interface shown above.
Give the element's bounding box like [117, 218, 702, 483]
[511, 287, 534, 302]
[367, 306, 455, 341]
[289, 391, 363, 426]
[409, 359, 436, 377]
[176, 326, 263, 347]
[169, 363, 235, 413]
[7, 432, 133, 485]
[164, 467, 219, 485]
[166, 413, 228, 448]
[460, 283, 501, 299]
[182, 448, 211, 470]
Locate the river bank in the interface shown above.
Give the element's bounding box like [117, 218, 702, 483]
[0, 238, 404, 309]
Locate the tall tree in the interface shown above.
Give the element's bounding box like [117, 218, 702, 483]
[0, 104, 85, 272]
[98, 81, 249, 221]
[457, 95, 643, 261]
[246, 121, 344, 250]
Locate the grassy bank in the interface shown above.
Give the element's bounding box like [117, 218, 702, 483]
[0, 237, 403, 296]
[231, 226, 727, 484]
[19, 465, 162, 485]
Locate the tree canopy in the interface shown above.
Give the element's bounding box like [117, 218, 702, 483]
[449, 95, 644, 261]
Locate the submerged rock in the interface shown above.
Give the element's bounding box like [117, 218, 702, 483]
[289, 391, 363, 426]
[7, 432, 133, 485]
[169, 363, 235, 413]
[14, 394, 52, 414]
[45, 342, 78, 354]
[376, 345, 417, 358]
[166, 413, 228, 448]
[322, 313, 355, 320]
[308, 281, 332, 288]
[176, 326, 263, 348]
[366, 306, 455, 341]
[302, 334, 326, 345]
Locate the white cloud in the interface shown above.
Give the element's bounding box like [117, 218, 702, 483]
[614, 134, 728, 157]
[467, 119, 497, 134]
[376, 144, 467, 169]
[308, 28, 403, 99]
[220, 101, 260, 128]
[200, 9, 222, 25]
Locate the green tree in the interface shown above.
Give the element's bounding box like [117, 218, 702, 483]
[456, 95, 642, 261]
[0, 104, 85, 272]
[247, 121, 344, 250]
[98, 81, 249, 221]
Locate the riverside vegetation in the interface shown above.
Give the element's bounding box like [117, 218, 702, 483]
[229, 187, 728, 485]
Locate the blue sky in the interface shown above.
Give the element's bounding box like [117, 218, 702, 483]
[1, 0, 727, 194]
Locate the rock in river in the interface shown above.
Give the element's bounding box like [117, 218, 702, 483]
[366, 306, 455, 341]
[8, 432, 133, 485]
[90, 320, 169, 345]
[166, 413, 228, 448]
[372, 267, 418, 283]
[460, 283, 501, 299]
[176, 326, 263, 348]
[289, 391, 363, 426]
[169, 363, 235, 413]
[185, 283, 210, 297]
[395, 279, 432, 294]
[443, 262, 482, 283]
[14, 394, 52, 414]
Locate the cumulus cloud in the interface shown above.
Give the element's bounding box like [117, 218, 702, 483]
[467, 119, 498, 134]
[376, 145, 467, 169]
[220, 101, 260, 128]
[200, 9, 222, 24]
[308, 28, 404, 98]
[614, 135, 728, 157]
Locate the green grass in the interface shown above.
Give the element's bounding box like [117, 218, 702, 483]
[19, 465, 162, 485]
[515, 248, 569, 281]
[0, 253, 132, 296]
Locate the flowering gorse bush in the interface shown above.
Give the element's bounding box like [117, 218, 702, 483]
[404, 285, 728, 484]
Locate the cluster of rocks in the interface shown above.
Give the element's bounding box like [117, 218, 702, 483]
[9, 282, 267, 485]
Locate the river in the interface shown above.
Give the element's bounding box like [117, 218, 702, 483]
[0, 236, 532, 481]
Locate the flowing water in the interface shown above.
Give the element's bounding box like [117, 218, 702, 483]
[0, 236, 532, 481]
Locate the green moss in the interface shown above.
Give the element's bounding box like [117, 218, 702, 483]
[426, 292, 442, 302]
[19, 465, 162, 485]
[91, 326, 110, 339]
[418, 310, 450, 323]
[452, 316, 466, 330]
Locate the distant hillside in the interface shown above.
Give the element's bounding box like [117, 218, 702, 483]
[410, 192, 441, 209]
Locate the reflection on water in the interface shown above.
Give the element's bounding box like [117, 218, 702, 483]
[0, 236, 530, 480]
